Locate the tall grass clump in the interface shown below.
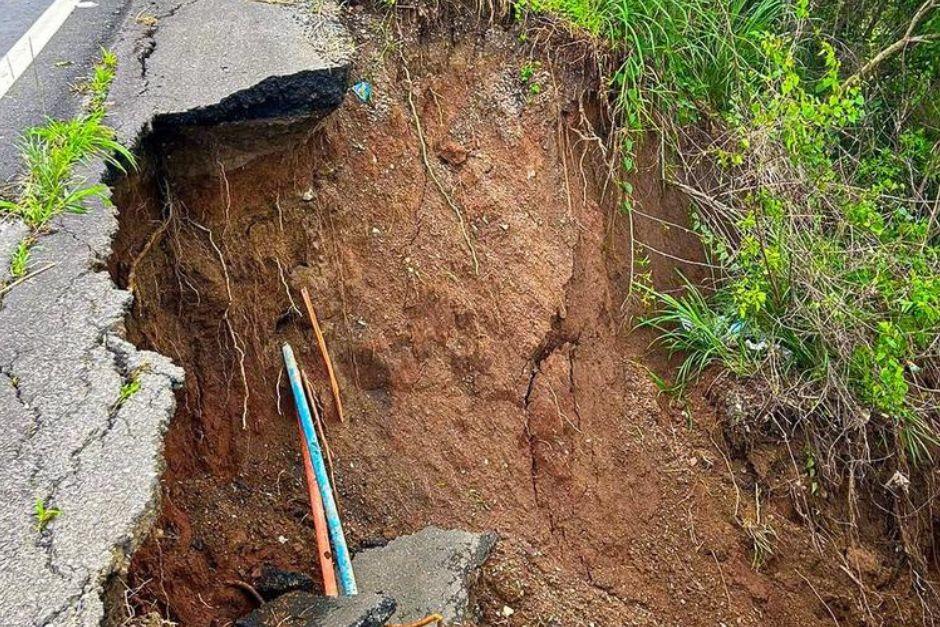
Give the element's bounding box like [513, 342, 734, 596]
[0, 49, 133, 231]
[519, 0, 788, 131]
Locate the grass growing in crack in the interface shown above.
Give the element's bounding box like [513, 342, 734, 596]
[9, 239, 32, 279]
[0, 49, 134, 231]
[117, 375, 142, 406]
[34, 498, 61, 532]
[115, 365, 149, 409]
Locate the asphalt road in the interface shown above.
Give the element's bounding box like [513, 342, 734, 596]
[1, 0, 55, 55]
[0, 0, 132, 183]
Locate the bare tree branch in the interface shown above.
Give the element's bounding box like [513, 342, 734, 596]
[846, 0, 939, 84]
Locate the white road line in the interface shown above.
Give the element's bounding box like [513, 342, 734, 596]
[0, 0, 81, 100]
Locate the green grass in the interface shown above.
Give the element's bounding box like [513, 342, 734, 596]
[34, 498, 61, 532]
[639, 281, 752, 388]
[0, 49, 133, 231]
[9, 239, 32, 279]
[117, 375, 141, 405]
[519, 0, 787, 129]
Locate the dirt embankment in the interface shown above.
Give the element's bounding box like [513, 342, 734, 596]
[108, 8, 930, 626]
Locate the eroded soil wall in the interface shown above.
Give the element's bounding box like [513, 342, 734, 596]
[109, 14, 927, 626]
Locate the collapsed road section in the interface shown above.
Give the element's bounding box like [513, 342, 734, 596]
[5, 0, 931, 625]
[0, 0, 357, 624]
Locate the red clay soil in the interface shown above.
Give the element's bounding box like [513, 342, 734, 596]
[110, 11, 931, 627]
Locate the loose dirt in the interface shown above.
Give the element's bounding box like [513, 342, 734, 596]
[109, 8, 930, 626]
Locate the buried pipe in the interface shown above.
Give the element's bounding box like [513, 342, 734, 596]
[295, 418, 339, 596]
[282, 343, 358, 595]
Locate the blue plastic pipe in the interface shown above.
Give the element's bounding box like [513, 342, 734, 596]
[282, 343, 358, 595]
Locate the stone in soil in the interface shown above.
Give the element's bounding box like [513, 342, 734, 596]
[253, 563, 316, 601]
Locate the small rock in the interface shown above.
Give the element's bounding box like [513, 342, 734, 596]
[371, 227, 381, 236]
[301, 189, 314, 202]
[277, 535, 288, 544]
[501, 605, 515, 617]
[253, 564, 315, 601]
[438, 141, 469, 166]
[499, 223, 509, 232]
[888, 469, 910, 493]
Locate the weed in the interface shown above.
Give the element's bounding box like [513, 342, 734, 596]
[34, 498, 61, 532]
[116, 366, 149, 408]
[520, 0, 786, 128]
[639, 280, 754, 390]
[743, 486, 776, 569]
[76, 48, 117, 113]
[118, 376, 142, 405]
[644, 367, 677, 396]
[519, 61, 543, 97]
[804, 448, 819, 497]
[519, 61, 538, 83]
[0, 50, 133, 231]
[9, 239, 32, 279]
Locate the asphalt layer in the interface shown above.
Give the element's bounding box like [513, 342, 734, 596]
[0, 0, 133, 184]
[0, 1, 352, 623]
[352, 527, 497, 624]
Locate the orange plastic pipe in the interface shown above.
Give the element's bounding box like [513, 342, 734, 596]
[296, 419, 338, 596]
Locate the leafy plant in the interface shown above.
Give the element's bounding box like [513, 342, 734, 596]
[624, 6, 938, 471]
[519, 61, 543, 96]
[34, 498, 61, 532]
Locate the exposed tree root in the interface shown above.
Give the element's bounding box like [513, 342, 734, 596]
[189, 217, 250, 430]
[398, 47, 479, 275]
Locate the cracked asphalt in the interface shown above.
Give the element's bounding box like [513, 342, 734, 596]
[0, 1, 351, 623]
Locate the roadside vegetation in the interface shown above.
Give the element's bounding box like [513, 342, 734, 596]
[517, 0, 940, 577]
[0, 49, 133, 282]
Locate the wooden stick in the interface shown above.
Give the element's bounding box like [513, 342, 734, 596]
[389, 614, 445, 627]
[0, 263, 56, 297]
[301, 287, 345, 423]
